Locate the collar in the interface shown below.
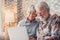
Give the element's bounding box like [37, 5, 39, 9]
[26, 18, 36, 23]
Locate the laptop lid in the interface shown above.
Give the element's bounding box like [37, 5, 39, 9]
[7, 26, 29, 40]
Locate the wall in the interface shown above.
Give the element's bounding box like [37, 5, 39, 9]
[22, 0, 60, 17]
[0, 0, 2, 30]
[2, 0, 17, 31]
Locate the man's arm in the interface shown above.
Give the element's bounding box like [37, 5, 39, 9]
[44, 15, 60, 40]
[47, 16, 60, 40]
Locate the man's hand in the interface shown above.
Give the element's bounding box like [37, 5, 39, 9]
[29, 37, 36, 40]
[46, 36, 55, 40]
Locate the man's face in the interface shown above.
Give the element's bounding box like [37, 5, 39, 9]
[28, 11, 37, 21]
[37, 6, 49, 21]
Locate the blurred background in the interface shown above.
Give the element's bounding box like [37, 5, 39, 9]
[0, 0, 60, 40]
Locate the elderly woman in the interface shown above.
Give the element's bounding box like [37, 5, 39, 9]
[36, 2, 60, 40]
[17, 5, 38, 40]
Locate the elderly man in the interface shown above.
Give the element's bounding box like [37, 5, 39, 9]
[36, 2, 60, 40]
[17, 5, 38, 40]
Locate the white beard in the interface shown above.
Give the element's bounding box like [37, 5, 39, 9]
[39, 17, 46, 21]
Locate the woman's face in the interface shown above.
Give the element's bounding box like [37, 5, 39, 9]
[28, 11, 37, 21]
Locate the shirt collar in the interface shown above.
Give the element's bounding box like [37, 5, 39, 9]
[26, 18, 36, 23]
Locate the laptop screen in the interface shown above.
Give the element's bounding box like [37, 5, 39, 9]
[7, 27, 29, 40]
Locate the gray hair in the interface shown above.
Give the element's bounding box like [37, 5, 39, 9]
[36, 2, 49, 10]
[26, 5, 36, 17]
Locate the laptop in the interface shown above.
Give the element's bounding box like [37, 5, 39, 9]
[7, 26, 29, 40]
